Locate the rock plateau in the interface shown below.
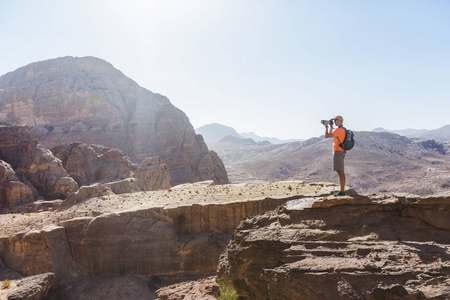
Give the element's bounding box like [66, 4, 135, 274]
[0, 181, 336, 299]
[1, 180, 449, 299]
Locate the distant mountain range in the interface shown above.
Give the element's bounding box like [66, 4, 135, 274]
[197, 123, 450, 146]
[195, 123, 302, 144]
[207, 130, 450, 196]
[372, 125, 450, 142]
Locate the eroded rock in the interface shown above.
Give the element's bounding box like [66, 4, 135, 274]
[5, 272, 54, 300]
[60, 183, 114, 208]
[0, 56, 228, 185]
[132, 156, 171, 191]
[217, 194, 450, 299]
[0, 160, 34, 208]
[51, 143, 135, 186]
[156, 276, 219, 300]
[0, 126, 78, 202]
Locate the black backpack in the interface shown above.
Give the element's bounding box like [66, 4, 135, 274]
[338, 127, 354, 151]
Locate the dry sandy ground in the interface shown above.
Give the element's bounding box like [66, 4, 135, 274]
[0, 180, 338, 238]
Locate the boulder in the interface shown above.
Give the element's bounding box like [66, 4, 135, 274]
[0, 56, 228, 185]
[103, 178, 142, 195]
[156, 276, 219, 300]
[217, 194, 450, 299]
[51, 143, 135, 186]
[132, 156, 171, 191]
[0, 126, 78, 201]
[0, 160, 34, 208]
[60, 183, 114, 208]
[5, 272, 54, 300]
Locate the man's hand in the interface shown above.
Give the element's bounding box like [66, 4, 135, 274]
[324, 124, 334, 139]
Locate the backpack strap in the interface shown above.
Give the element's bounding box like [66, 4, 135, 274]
[336, 126, 346, 153]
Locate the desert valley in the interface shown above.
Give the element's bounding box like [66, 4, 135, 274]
[0, 57, 449, 299]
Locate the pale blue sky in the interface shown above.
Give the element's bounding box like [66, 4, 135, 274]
[1, 0, 449, 139]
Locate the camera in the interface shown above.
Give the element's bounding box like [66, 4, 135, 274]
[321, 119, 334, 126]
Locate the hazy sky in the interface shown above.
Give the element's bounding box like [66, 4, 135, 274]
[1, 0, 449, 140]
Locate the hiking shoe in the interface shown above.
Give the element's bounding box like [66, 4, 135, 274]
[334, 191, 345, 196]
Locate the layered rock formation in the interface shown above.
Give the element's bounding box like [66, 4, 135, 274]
[156, 276, 218, 300]
[0, 126, 172, 208]
[0, 160, 34, 208]
[51, 143, 136, 186]
[132, 156, 171, 191]
[0, 181, 335, 298]
[1, 272, 54, 300]
[218, 194, 450, 299]
[0, 126, 78, 202]
[0, 56, 228, 185]
[1, 180, 450, 298]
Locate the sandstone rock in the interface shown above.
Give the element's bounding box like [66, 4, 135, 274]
[51, 143, 135, 186]
[104, 178, 142, 194]
[0, 258, 22, 281]
[0, 126, 79, 200]
[0, 56, 228, 185]
[60, 183, 114, 208]
[156, 276, 219, 300]
[0, 181, 348, 298]
[217, 194, 450, 299]
[60, 213, 230, 277]
[8, 200, 63, 214]
[5, 272, 54, 300]
[132, 156, 171, 191]
[0, 226, 74, 281]
[0, 160, 34, 208]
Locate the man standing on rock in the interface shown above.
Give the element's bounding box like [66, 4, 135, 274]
[324, 115, 346, 196]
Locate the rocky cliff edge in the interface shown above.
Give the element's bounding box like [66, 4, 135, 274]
[1, 181, 449, 299]
[218, 192, 450, 299]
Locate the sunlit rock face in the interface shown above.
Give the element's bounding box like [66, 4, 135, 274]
[0, 125, 78, 202]
[218, 194, 450, 299]
[0, 56, 228, 185]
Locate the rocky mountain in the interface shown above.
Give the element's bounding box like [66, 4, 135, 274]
[0, 56, 228, 185]
[195, 123, 301, 144]
[373, 125, 450, 142]
[209, 131, 450, 195]
[217, 135, 271, 146]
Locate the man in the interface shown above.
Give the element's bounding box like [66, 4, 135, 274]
[324, 115, 346, 196]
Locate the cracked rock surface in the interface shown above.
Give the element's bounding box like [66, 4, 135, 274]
[218, 193, 450, 299]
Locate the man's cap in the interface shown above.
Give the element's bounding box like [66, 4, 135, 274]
[334, 115, 344, 122]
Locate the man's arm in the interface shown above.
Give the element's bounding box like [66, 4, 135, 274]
[325, 125, 334, 139]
